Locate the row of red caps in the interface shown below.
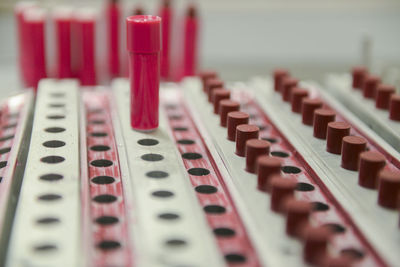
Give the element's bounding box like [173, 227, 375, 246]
[352, 66, 400, 121]
[199, 70, 361, 267]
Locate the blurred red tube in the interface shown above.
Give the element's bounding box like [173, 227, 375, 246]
[54, 8, 72, 78]
[106, 0, 120, 78]
[159, 0, 171, 80]
[183, 4, 198, 77]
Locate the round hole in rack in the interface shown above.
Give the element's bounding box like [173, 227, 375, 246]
[203, 205, 226, 214]
[295, 182, 315, 191]
[249, 114, 258, 119]
[169, 115, 183, 120]
[0, 161, 7, 169]
[224, 253, 247, 263]
[257, 124, 268, 131]
[213, 227, 236, 237]
[91, 176, 115, 184]
[177, 139, 195, 145]
[33, 243, 58, 252]
[312, 201, 330, 212]
[38, 194, 62, 201]
[48, 103, 65, 108]
[340, 248, 365, 260]
[47, 115, 65, 120]
[165, 239, 187, 247]
[90, 120, 105, 125]
[88, 108, 103, 114]
[152, 190, 174, 198]
[195, 185, 218, 194]
[262, 137, 278, 144]
[97, 240, 121, 250]
[93, 194, 117, 203]
[42, 140, 66, 148]
[173, 127, 188, 132]
[158, 213, 180, 220]
[36, 217, 60, 225]
[90, 159, 113, 167]
[0, 135, 14, 142]
[146, 171, 169, 178]
[45, 127, 66, 133]
[182, 153, 203, 160]
[141, 153, 164, 162]
[90, 132, 108, 137]
[41, 156, 65, 164]
[0, 147, 11, 155]
[324, 223, 346, 234]
[281, 166, 301, 174]
[3, 123, 17, 129]
[165, 104, 177, 110]
[271, 151, 290, 158]
[90, 145, 110, 152]
[0, 177, 2, 183]
[95, 216, 119, 225]
[50, 92, 65, 98]
[137, 138, 159, 146]
[7, 113, 19, 119]
[39, 173, 63, 182]
[188, 168, 210, 176]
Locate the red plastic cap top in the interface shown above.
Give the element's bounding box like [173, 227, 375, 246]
[126, 15, 161, 53]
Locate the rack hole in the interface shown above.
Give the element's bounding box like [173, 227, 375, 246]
[90, 145, 110, 152]
[271, 151, 290, 158]
[158, 213, 180, 220]
[177, 139, 195, 145]
[312, 201, 330, 211]
[91, 176, 115, 184]
[41, 156, 65, 164]
[90, 120, 105, 125]
[0, 161, 7, 169]
[0, 147, 11, 154]
[137, 138, 159, 146]
[36, 217, 60, 225]
[224, 253, 247, 263]
[49, 103, 65, 108]
[262, 137, 278, 143]
[146, 171, 169, 178]
[141, 153, 164, 162]
[173, 127, 188, 132]
[95, 216, 119, 225]
[204, 205, 226, 214]
[0, 135, 14, 142]
[165, 239, 187, 247]
[97, 240, 121, 250]
[93, 194, 117, 203]
[47, 115, 65, 120]
[340, 248, 365, 260]
[43, 140, 66, 148]
[296, 182, 315, 191]
[213, 227, 236, 237]
[324, 223, 346, 234]
[33, 244, 58, 252]
[188, 168, 210, 176]
[38, 194, 62, 201]
[90, 159, 113, 167]
[90, 132, 108, 137]
[282, 166, 301, 174]
[3, 123, 17, 129]
[50, 92, 65, 98]
[169, 115, 183, 120]
[45, 127, 65, 133]
[152, 190, 174, 198]
[39, 173, 63, 182]
[182, 153, 202, 160]
[195, 185, 218, 194]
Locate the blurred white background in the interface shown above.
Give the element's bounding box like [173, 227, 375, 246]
[0, 0, 400, 89]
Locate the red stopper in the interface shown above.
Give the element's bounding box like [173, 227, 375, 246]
[256, 156, 281, 192]
[376, 84, 395, 110]
[302, 226, 332, 265]
[389, 94, 400, 121]
[352, 66, 367, 89]
[212, 89, 230, 114]
[284, 198, 312, 238]
[358, 151, 386, 189]
[362, 75, 381, 99]
[206, 78, 224, 102]
[377, 170, 400, 209]
[245, 139, 270, 173]
[199, 70, 217, 92]
[273, 69, 289, 92]
[341, 136, 367, 171]
[219, 100, 240, 127]
[270, 176, 296, 212]
[302, 98, 323, 126]
[326, 122, 351, 154]
[282, 77, 299, 102]
[126, 15, 161, 131]
[227, 111, 249, 141]
[291, 88, 309, 113]
[313, 109, 336, 139]
[235, 125, 259, 157]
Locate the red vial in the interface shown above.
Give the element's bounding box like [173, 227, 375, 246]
[291, 88, 308, 113]
[362, 75, 381, 99]
[273, 69, 289, 92]
[358, 151, 386, 189]
[245, 139, 270, 173]
[351, 66, 367, 90]
[389, 94, 400, 121]
[235, 125, 259, 157]
[376, 84, 395, 110]
[281, 77, 299, 102]
[256, 156, 281, 192]
[326, 122, 351, 154]
[313, 109, 336, 139]
[270, 176, 296, 212]
[219, 100, 240, 127]
[302, 98, 323, 126]
[377, 170, 400, 209]
[227, 111, 249, 141]
[341, 136, 367, 171]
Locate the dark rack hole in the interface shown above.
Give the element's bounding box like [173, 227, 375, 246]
[312, 201, 330, 212]
[0, 177, 2, 183]
[169, 115, 183, 120]
[50, 92, 65, 98]
[262, 137, 278, 144]
[88, 108, 103, 114]
[90, 159, 113, 167]
[33, 244, 58, 252]
[146, 171, 169, 178]
[257, 124, 268, 131]
[249, 114, 258, 119]
[95, 216, 119, 225]
[165, 239, 187, 247]
[213, 227, 236, 237]
[182, 153, 202, 160]
[41, 156, 65, 164]
[45, 127, 66, 133]
[0, 135, 14, 142]
[97, 240, 121, 250]
[7, 113, 19, 119]
[204, 205, 226, 214]
[93, 194, 117, 203]
[91, 176, 115, 184]
[47, 115, 65, 120]
[90, 145, 110, 152]
[188, 168, 210, 176]
[177, 139, 195, 145]
[271, 151, 290, 158]
[38, 194, 62, 201]
[173, 127, 188, 132]
[195, 185, 218, 194]
[296, 182, 315, 191]
[0, 161, 7, 169]
[141, 153, 164, 162]
[165, 104, 177, 110]
[3, 123, 17, 129]
[90, 132, 108, 137]
[0, 147, 11, 154]
[36, 217, 60, 225]
[282, 166, 301, 174]
[39, 174, 63, 182]
[340, 248, 365, 260]
[224, 253, 247, 263]
[90, 120, 105, 125]
[43, 140, 66, 148]
[158, 213, 180, 220]
[152, 190, 174, 198]
[48, 103, 65, 108]
[137, 138, 159, 146]
[324, 223, 346, 234]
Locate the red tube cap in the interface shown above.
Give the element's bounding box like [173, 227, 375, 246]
[212, 89, 230, 114]
[245, 139, 270, 173]
[284, 198, 312, 238]
[199, 70, 217, 92]
[257, 156, 281, 192]
[235, 124, 259, 157]
[326, 122, 351, 154]
[341, 136, 367, 171]
[219, 100, 240, 127]
[358, 151, 386, 189]
[207, 78, 224, 102]
[302, 226, 332, 265]
[376, 84, 395, 110]
[313, 109, 336, 139]
[291, 88, 309, 113]
[389, 94, 400, 121]
[302, 98, 323, 126]
[282, 77, 299, 102]
[377, 170, 400, 209]
[126, 15, 161, 53]
[362, 75, 381, 99]
[270, 176, 296, 212]
[227, 111, 249, 141]
[273, 68, 289, 92]
[352, 66, 367, 89]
